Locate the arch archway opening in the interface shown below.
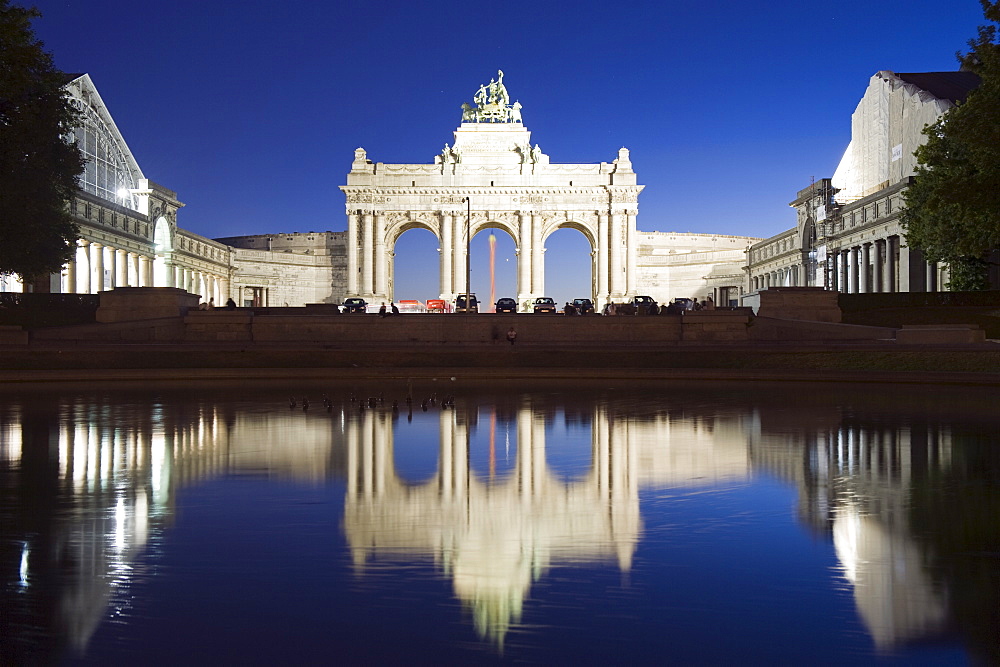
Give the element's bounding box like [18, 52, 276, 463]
[470, 227, 517, 312]
[392, 227, 441, 305]
[543, 227, 594, 308]
[152, 217, 172, 287]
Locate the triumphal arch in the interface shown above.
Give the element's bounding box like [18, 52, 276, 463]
[341, 71, 643, 311]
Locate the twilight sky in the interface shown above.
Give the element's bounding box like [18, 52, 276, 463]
[33, 0, 986, 304]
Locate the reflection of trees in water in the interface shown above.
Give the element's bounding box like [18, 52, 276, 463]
[907, 432, 1000, 666]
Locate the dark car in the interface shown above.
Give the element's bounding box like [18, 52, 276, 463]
[533, 297, 556, 314]
[455, 293, 479, 313]
[631, 295, 658, 315]
[495, 297, 517, 313]
[342, 297, 367, 313]
[572, 298, 595, 314]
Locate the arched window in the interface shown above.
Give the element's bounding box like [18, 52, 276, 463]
[68, 96, 138, 210]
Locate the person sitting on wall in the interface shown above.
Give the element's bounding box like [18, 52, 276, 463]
[379, 303, 387, 318]
[226, 297, 237, 309]
[391, 302, 399, 315]
[208, 298, 215, 310]
[198, 301, 208, 311]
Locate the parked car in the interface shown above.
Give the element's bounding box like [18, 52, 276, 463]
[495, 297, 518, 313]
[426, 298, 448, 313]
[396, 299, 425, 313]
[342, 297, 367, 313]
[533, 297, 557, 314]
[572, 298, 595, 314]
[455, 293, 479, 313]
[631, 295, 658, 315]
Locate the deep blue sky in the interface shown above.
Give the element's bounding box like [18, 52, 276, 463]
[32, 0, 987, 304]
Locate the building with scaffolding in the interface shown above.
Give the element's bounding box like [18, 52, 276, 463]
[745, 69, 998, 295]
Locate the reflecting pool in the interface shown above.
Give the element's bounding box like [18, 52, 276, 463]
[1, 379, 997, 664]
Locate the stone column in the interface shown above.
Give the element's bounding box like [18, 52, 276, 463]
[848, 247, 859, 293]
[374, 214, 388, 300]
[873, 241, 884, 292]
[517, 211, 532, 307]
[138, 256, 149, 287]
[597, 213, 609, 306]
[130, 253, 140, 287]
[440, 212, 453, 298]
[115, 249, 127, 287]
[79, 242, 92, 294]
[361, 212, 374, 297]
[836, 250, 846, 293]
[65, 251, 78, 294]
[90, 243, 104, 293]
[453, 213, 466, 297]
[531, 213, 543, 294]
[347, 212, 359, 295]
[625, 211, 637, 296]
[609, 212, 623, 299]
[886, 236, 897, 293]
[860, 243, 871, 293]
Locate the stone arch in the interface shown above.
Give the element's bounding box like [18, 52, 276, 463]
[538, 219, 599, 303]
[385, 216, 441, 303]
[152, 216, 174, 287]
[385, 216, 440, 248]
[541, 218, 598, 250]
[472, 218, 519, 249]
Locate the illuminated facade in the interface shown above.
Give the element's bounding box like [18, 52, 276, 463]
[6, 72, 754, 309]
[745, 70, 999, 294]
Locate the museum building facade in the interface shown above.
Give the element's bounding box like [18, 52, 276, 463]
[745, 70, 1000, 295]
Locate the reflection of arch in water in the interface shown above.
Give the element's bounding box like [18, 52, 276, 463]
[342, 399, 641, 646]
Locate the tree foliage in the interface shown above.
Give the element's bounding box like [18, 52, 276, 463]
[0, 1, 84, 283]
[902, 0, 1000, 290]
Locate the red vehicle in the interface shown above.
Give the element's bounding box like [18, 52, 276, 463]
[396, 299, 425, 313]
[426, 299, 449, 313]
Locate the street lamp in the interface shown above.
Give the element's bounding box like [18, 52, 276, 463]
[464, 196, 471, 314]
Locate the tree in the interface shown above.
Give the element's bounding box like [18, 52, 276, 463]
[0, 1, 84, 286]
[902, 0, 1000, 290]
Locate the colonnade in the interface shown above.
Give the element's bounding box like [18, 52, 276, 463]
[824, 235, 948, 293]
[747, 234, 948, 294]
[751, 265, 800, 291]
[346, 209, 637, 310]
[62, 239, 227, 303]
[64, 240, 155, 293]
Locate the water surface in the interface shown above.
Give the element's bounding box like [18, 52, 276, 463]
[1, 379, 996, 664]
